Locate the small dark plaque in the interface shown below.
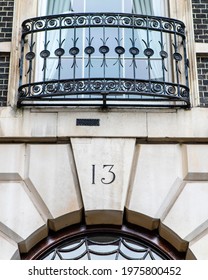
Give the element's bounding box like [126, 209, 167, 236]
[76, 119, 100, 126]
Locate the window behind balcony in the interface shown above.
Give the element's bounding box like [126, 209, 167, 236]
[18, 0, 189, 107]
[38, 0, 168, 83]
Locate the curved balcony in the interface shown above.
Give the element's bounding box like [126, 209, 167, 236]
[18, 13, 190, 108]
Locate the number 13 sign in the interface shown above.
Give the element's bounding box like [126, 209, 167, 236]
[92, 164, 116, 185]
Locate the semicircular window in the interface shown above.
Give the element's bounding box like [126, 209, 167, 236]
[41, 234, 166, 260]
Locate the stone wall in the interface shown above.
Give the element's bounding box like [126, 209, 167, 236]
[1, 140, 208, 259]
[192, 0, 208, 43]
[0, 53, 10, 106]
[0, 0, 14, 42]
[0, 0, 14, 106]
[197, 56, 208, 106]
[192, 0, 208, 106]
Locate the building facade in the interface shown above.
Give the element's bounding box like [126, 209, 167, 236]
[0, 0, 208, 259]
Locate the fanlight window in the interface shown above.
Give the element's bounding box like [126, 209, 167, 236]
[41, 234, 166, 260]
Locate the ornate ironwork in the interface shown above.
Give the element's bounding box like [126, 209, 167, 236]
[40, 234, 166, 260]
[18, 13, 190, 107]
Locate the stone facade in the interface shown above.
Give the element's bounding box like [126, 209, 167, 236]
[0, 0, 14, 42]
[1, 139, 208, 259]
[192, 0, 208, 106]
[0, 0, 14, 106]
[0, 108, 208, 260]
[197, 57, 208, 106]
[0, 0, 208, 260]
[0, 53, 10, 106]
[192, 0, 208, 43]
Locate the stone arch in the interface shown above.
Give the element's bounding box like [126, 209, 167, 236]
[21, 223, 186, 260]
[0, 141, 208, 259]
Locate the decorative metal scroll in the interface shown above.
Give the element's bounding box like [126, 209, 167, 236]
[40, 235, 166, 260]
[18, 13, 190, 108]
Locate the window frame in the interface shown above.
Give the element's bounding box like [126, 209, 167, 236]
[20, 223, 186, 260]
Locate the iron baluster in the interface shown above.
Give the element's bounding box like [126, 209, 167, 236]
[42, 19, 49, 83]
[24, 19, 36, 97]
[173, 20, 181, 98]
[159, 18, 168, 96]
[55, 17, 65, 83]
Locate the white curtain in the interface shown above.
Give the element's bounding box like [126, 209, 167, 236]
[36, 0, 48, 81]
[37, 0, 166, 81]
[133, 0, 153, 15]
[133, 0, 164, 80]
[38, 0, 47, 16]
[44, 0, 72, 80]
[46, 0, 72, 15]
[133, 0, 165, 16]
[36, 0, 72, 80]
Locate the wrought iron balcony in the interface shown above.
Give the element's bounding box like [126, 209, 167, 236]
[18, 13, 190, 108]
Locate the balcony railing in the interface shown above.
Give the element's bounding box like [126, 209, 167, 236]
[18, 13, 190, 108]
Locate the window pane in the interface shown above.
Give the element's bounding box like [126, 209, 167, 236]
[40, 235, 166, 260]
[42, 0, 167, 16]
[84, 0, 122, 12]
[38, 0, 170, 84]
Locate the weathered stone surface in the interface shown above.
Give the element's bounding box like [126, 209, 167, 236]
[126, 144, 184, 229]
[160, 182, 208, 252]
[71, 138, 136, 225]
[26, 144, 83, 231]
[0, 234, 19, 260]
[0, 182, 47, 253]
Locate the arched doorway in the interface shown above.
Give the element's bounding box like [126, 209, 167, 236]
[21, 223, 185, 260]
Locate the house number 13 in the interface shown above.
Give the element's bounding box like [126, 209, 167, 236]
[92, 164, 116, 185]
